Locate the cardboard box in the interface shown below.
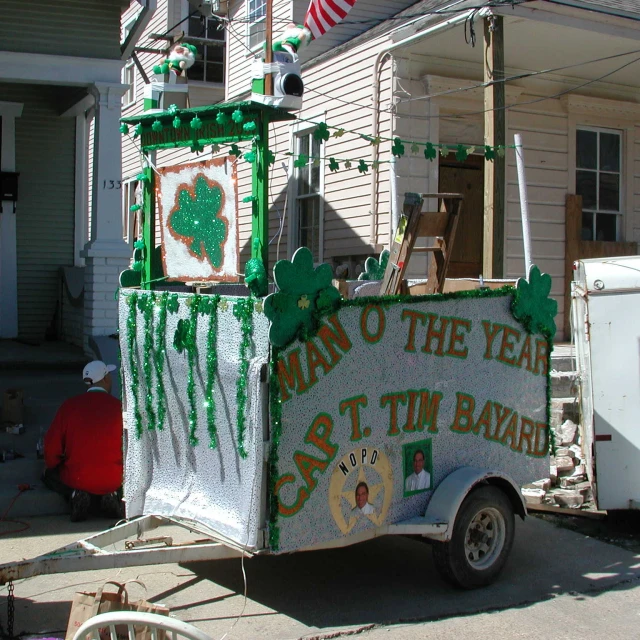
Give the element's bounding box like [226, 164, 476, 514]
[2, 388, 24, 425]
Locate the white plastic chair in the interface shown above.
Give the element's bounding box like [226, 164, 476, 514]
[72, 611, 213, 640]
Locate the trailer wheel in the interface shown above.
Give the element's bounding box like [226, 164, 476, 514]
[432, 485, 514, 589]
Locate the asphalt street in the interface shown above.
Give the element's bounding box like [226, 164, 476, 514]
[1, 514, 639, 639]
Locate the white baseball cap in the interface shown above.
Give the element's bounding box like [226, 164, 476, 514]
[83, 360, 116, 384]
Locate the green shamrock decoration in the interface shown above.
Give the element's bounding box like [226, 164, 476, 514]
[167, 294, 180, 313]
[358, 250, 390, 281]
[267, 150, 276, 165]
[439, 146, 450, 158]
[190, 116, 203, 130]
[344, 160, 352, 169]
[497, 147, 506, 158]
[424, 143, 437, 161]
[243, 120, 257, 133]
[332, 128, 345, 138]
[263, 247, 342, 348]
[245, 257, 268, 297]
[167, 104, 179, 116]
[152, 119, 163, 132]
[293, 154, 308, 169]
[130, 204, 141, 212]
[229, 144, 241, 158]
[456, 144, 469, 162]
[168, 176, 227, 268]
[411, 143, 420, 154]
[136, 172, 149, 182]
[328, 158, 340, 172]
[133, 124, 142, 138]
[173, 319, 191, 353]
[172, 116, 181, 129]
[485, 145, 495, 161]
[313, 122, 330, 142]
[391, 137, 405, 157]
[190, 142, 204, 153]
[216, 112, 229, 126]
[511, 264, 558, 339]
[357, 159, 369, 174]
[231, 109, 244, 123]
[244, 150, 256, 164]
[119, 123, 129, 134]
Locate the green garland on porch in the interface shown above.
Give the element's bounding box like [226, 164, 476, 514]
[233, 298, 254, 458]
[154, 291, 169, 431]
[126, 292, 143, 440]
[139, 293, 157, 431]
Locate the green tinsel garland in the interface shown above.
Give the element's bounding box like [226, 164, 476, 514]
[140, 293, 157, 430]
[154, 291, 169, 430]
[205, 295, 221, 448]
[268, 347, 283, 551]
[233, 298, 254, 458]
[126, 292, 143, 439]
[187, 295, 201, 446]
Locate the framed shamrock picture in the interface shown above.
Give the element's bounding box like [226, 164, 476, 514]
[158, 157, 239, 282]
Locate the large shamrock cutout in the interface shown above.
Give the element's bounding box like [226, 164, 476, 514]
[173, 319, 191, 353]
[358, 250, 390, 281]
[263, 247, 342, 347]
[168, 175, 227, 269]
[511, 264, 558, 339]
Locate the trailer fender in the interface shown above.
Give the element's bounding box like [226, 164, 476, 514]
[424, 466, 526, 541]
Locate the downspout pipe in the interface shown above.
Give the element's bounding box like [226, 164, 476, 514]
[121, 0, 158, 62]
[368, 9, 474, 247]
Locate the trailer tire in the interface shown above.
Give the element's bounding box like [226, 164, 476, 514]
[432, 485, 514, 589]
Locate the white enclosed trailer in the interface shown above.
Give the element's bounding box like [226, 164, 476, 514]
[571, 255, 640, 510]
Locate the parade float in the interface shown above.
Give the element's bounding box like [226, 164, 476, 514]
[0, 23, 556, 590]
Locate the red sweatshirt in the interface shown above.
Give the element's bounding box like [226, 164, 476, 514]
[44, 389, 123, 495]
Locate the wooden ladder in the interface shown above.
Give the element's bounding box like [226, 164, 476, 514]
[380, 192, 464, 295]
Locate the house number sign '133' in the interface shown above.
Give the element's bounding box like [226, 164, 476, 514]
[102, 180, 122, 189]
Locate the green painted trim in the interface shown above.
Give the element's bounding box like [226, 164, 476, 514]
[252, 116, 270, 271]
[142, 166, 155, 288]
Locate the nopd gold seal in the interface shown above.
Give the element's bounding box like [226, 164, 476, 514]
[328, 447, 393, 535]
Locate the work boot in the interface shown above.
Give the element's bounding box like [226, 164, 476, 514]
[100, 492, 123, 519]
[70, 490, 91, 522]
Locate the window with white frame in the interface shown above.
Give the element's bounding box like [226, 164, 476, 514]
[122, 178, 141, 246]
[292, 129, 323, 262]
[576, 127, 622, 241]
[121, 18, 137, 108]
[188, 14, 225, 83]
[247, 0, 266, 50]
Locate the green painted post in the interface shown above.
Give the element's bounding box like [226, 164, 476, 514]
[142, 164, 155, 289]
[252, 114, 270, 270]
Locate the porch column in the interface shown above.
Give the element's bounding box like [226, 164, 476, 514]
[82, 82, 130, 353]
[0, 101, 24, 338]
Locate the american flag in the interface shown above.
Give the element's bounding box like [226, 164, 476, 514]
[304, 0, 358, 39]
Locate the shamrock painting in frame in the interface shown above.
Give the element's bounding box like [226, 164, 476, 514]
[158, 157, 240, 283]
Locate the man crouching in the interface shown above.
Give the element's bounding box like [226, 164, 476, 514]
[43, 361, 123, 522]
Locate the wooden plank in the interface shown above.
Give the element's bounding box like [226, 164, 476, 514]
[483, 16, 506, 278]
[527, 503, 606, 519]
[380, 193, 424, 295]
[416, 211, 450, 237]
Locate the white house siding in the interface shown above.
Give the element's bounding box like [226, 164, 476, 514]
[2, 84, 76, 342]
[1, 0, 122, 59]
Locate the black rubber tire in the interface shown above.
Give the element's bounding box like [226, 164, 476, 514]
[432, 485, 515, 589]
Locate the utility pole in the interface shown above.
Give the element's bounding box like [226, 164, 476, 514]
[483, 15, 505, 278]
